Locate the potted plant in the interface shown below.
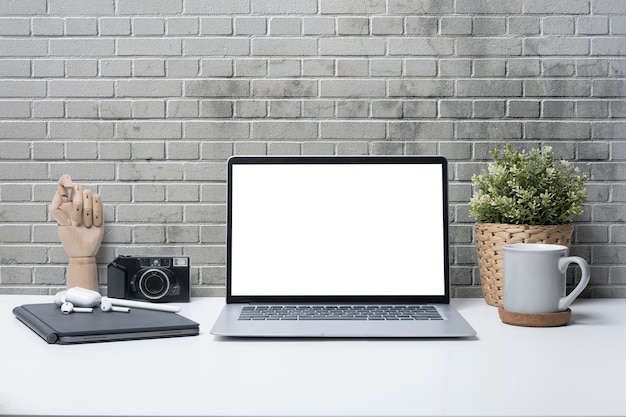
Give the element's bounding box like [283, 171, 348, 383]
[470, 145, 587, 306]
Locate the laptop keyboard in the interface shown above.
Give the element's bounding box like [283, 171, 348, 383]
[238, 305, 443, 321]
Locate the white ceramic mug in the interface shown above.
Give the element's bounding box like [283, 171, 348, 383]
[503, 243, 590, 314]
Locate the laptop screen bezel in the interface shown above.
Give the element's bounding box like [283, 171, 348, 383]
[225, 155, 451, 305]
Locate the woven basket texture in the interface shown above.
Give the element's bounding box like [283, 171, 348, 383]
[474, 223, 574, 307]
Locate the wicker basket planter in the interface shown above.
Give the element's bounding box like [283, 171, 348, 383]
[474, 222, 574, 307]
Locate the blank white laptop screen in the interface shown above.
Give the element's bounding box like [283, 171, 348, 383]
[229, 160, 446, 297]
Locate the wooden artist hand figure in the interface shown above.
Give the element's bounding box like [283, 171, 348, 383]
[49, 174, 104, 292]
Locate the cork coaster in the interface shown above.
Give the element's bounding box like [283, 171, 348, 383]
[498, 307, 571, 327]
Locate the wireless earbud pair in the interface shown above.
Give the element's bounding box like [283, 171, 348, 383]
[54, 287, 181, 315]
[56, 288, 129, 314]
[59, 300, 129, 314]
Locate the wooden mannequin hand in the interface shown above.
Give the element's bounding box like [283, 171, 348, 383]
[49, 174, 104, 290]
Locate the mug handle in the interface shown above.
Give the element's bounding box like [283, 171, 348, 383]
[557, 256, 591, 311]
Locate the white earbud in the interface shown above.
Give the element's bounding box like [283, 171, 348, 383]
[100, 299, 130, 313]
[101, 297, 181, 313]
[61, 302, 93, 315]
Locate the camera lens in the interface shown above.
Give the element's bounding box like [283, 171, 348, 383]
[137, 268, 172, 300]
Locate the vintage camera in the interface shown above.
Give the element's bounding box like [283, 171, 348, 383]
[107, 255, 190, 302]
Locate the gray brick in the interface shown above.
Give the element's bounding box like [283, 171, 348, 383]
[99, 142, 132, 160]
[0, 101, 30, 118]
[0, 142, 30, 160]
[388, 122, 454, 140]
[234, 17, 267, 35]
[0, 18, 30, 35]
[337, 59, 368, 77]
[524, 80, 590, 97]
[440, 59, 472, 77]
[372, 101, 402, 118]
[132, 18, 165, 36]
[32, 142, 64, 160]
[455, 0, 520, 14]
[457, 38, 521, 56]
[0, 162, 46, 180]
[50, 39, 114, 56]
[337, 17, 369, 35]
[403, 101, 437, 118]
[184, 121, 249, 139]
[66, 100, 98, 118]
[49, 121, 114, 139]
[321, 0, 386, 14]
[524, 0, 589, 14]
[118, 204, 183, 223]
[49, 80, 113, 98]
[167, 142, 200, 160]
[116, 121, 182, 139]
[509, 17, 541, 34]
[268, 142, 301, 155]
[457, 80, 521, 97]
[321, 121, 385, 139]
[33, 59, 64, 77]
[199, 17, 232, 35]
[167, 184, 200, 202]
[117, 0, 182, 14]
[337, 101, 368, 118]
[0, 121, 47, 139]
[0, 60, 30, 77]
[388, 38, 453, 56]
[269, 59, 301, 77]
[371, 59, 402, 77]
[0, 0, 46, 16]
[303, 17, 335, 35]
[456, 121, 521, 139]
[99, 17, 131, 35]
[320, 38, 386, 56]
[252, 80, 317, 97]
[542, 100, 575, 118]
[441, 17, 472, 35]
[371, 17, 403, 35]
[524, 38, 589, 55]
[118, 39, 181, 56]
[234, 59, 267, 77]
[167, 17, 199, 35]
[200, 100, 233, 118]
[0, 38, 48, 57]
[269, 17, 301, 35]
[544, 16, 575, 35]
[440, 100, 472, 118]
[0, 184, 31, 201]
[268, 100, 300, 118]
[474, 17, 506, 35]
[66, 18, 98, 36]
[185, 80, 249, 97]
[118, 80, 182, 97]
[254, 121, 316, 139]
[134, 183, 165, 201]
[525, 121, 590, 139]
[577, 101, 609, 118]
[591, 38, 626, 56]
[321, 79, 385, 98]
[508, 100, 540, 118]
[389, 80, 454, 97]
[253, 38, 317, 56]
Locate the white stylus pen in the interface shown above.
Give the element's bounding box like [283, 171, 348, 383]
[101, 297, 181, 313]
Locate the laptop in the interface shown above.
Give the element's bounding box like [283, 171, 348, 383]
[13, 303, 199, 344]
[210, 155, 476, 338]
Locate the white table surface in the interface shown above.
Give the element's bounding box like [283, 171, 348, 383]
[1, 295, 625, 417]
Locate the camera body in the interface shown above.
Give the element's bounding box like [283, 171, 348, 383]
[107, 255, 190, 302]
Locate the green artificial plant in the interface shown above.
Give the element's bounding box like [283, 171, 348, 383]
[470, 145, 587, 225]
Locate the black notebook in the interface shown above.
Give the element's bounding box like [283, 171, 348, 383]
[13, 303, 199, 344]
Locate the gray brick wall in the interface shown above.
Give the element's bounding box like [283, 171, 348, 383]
[0, 0, 624, 298]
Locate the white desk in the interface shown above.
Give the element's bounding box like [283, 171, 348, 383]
[1, 295, 625, 416]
